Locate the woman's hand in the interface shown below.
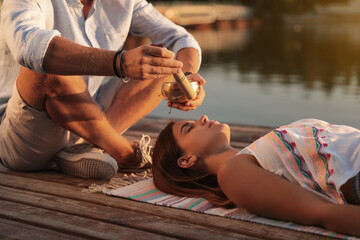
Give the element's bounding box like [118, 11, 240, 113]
[122, 45, 183, 80]
[167, 73, 206, 111]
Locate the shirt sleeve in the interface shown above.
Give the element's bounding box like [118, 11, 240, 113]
[129, 0, 202, 69]
[1, 0, 61, 73]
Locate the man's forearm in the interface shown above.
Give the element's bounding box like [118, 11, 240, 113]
[176, 47, 200, 73]
[43, 36, 116, 76]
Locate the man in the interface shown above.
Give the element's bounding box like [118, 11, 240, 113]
[0, 0, 204, 180]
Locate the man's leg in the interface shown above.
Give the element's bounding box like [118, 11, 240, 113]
[105, 75, 172, 134]
[16, 67, 138, 166]
[0, 84, 69, 171]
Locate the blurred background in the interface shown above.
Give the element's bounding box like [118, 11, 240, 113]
[148, 0, 360, 128]
[1, 0, 360, 128]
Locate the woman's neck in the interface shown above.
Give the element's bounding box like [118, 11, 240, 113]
[204, 147, 239, 174]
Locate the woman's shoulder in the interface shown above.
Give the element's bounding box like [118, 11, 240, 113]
[217, 153, 260, 184]
[217, 153, 266, 207]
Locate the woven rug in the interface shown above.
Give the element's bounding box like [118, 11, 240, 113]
[105, 178, 358, 239]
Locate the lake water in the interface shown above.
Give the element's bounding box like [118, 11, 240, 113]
[149, 21, 360, 128]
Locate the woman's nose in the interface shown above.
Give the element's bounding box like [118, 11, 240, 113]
[197, 115, 208, 125]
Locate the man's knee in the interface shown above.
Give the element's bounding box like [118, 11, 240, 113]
[42, 73, 87, 98]
[16, 67, 48, 110]
[17, 67, 88, 110]
[18, 67, 87, 96]
[16, 67, 76, 110]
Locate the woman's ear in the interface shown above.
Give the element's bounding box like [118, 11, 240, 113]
[177, 155, 198, 169]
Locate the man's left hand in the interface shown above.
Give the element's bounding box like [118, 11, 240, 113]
[167, 73, 206, 111]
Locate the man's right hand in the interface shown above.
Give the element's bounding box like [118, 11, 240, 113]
[121, 45, 183, 80]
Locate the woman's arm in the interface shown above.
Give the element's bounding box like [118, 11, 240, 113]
[217, 154, 360, 237]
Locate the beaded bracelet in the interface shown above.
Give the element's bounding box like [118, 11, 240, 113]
[113, 50, 123, 78]
[119, 50, 130, 83]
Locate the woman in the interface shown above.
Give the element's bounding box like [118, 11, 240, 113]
[152, 115, 360, 237]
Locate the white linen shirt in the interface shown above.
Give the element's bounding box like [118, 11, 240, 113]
[0, 0, 201, 118]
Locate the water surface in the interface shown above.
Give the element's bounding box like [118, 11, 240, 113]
[149, 22, 360, 128]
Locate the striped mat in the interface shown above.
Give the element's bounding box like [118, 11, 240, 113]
[106, 178, 356, 239]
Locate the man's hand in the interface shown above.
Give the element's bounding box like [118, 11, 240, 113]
[167, 73, 206, 111]
[122, 45, 183, 80]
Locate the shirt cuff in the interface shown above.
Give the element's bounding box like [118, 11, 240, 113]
[172, 36, 202, 72]
[23, 30, 61, 74]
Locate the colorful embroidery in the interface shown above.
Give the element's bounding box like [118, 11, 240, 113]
[263, 124, 343, 203]
[266, 130, 320, 191]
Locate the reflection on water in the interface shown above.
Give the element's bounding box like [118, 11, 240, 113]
[235, 23, 360, 94]
[149, 22, 360, 129]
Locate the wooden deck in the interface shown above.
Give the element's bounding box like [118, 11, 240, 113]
[0, 116, 334, 240]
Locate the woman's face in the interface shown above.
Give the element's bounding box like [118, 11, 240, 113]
[172, 115, 231, 158]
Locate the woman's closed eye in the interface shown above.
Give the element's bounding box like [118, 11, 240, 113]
[187, 124, 194, 133]
[181, 122, 194, 135]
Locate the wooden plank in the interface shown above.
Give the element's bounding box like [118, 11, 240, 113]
[0, 199, 173, 240]
[0, 164, 108, 187]
[124, 130, 251, 150]
[132, 116, 273, 133]
[124, 116, 271, 150]
[0, 173, 330, 240]
[0, 218, 86, 240]
[128, 116, 273, 143]
[0, 186, 260, 240]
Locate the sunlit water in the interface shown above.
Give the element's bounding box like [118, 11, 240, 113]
[149, 21, 360, 128]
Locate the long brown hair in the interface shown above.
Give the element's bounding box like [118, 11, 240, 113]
[152, 121, 234, 208]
